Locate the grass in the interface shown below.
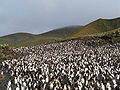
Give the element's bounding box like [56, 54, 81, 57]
[0, 45, 24, 61]
[70, 17, 120, 38]
[39, 26, 82, 38]
[0, 26, 82, 46]
[99, 28, 120, 43]
[0, 17, 120, 46]
[58, 28, 120, 44]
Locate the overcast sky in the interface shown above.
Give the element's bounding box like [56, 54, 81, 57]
[0, 0, 120, 36]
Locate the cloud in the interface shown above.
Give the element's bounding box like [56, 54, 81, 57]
[0, 0, 119, 36]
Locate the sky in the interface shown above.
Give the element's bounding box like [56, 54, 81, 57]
[0, 0, 120, 36]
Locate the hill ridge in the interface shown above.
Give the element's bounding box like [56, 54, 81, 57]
[0, 17, 120, 46]
[70, 17, 120, 38]
[0, 26, 82, 46]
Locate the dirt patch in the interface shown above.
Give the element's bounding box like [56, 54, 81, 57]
[0, 45, 26, 61]
[0, 73, 3, 83]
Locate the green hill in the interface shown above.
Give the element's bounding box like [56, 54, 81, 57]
[95, 28, 120, 43]
[39, 26, 82, 38]
[70, 17, 120, 38]
[0, 26, 82, 46]
[0, 17, 120, 46]
[0, 33, 37, 46]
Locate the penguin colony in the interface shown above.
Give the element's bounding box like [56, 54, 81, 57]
[0, 40, 120, 90]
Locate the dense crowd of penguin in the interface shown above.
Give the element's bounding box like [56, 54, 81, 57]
[0, 40, 120, 90]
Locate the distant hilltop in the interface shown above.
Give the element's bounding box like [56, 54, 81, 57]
[0, 17, 120, 46]
[70, 17, 120, 38]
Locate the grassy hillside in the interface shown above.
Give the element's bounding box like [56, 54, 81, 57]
[69, 28, 120, 43]
[0, 26, 82, 46]
[0, 17, 120, 46]
[96, 28, 120, 43]
[0, 45, 23, 61]
[0, 33, 37, 46]
[39, 26, 82, 38]
[70, 17, 120, 38]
